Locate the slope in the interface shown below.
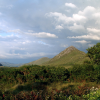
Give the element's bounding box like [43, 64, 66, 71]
[42, 46, 90, 67]
[21, 57, 51, 66]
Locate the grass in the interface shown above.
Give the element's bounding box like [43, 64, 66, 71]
[2, 81, 100, 100]
[21, 57, 51, 67]
[42, 50, 91, 67]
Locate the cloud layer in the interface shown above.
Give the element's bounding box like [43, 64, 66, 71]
[0, 0, 100, 63]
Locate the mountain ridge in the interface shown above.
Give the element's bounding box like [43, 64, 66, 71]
[50, 46, 79, 62]
[20, 46, 90, 67]
[42, 46, 90, 67]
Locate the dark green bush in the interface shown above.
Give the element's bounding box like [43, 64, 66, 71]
[69, 63, 95, 82]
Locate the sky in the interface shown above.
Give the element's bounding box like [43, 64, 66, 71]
[0, 0, 100, 64]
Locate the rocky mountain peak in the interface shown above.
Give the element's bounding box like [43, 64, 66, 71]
[56, 46, 77, 58]
[50, 46, 78, 61]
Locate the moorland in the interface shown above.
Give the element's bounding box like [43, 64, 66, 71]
[0, 44, 100, 100]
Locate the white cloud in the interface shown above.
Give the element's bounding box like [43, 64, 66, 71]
[46, 6, 100, 37]
[74, 40, 91, 44]
[55, 25, 63, 30]
[45, 12, 73, 23]
[87, 28, 100, 33]
[93, 13, 100, 18]
[8, 29, 21, 33]
[73, 14, 87, 23]
[78, 6, 96, 17]
[21, 40, 31, 44]
[8, 29, 58, 38]
[65, 3, 76, 8]
[69, 23, 85, 33]
[46, 6, 99, 26]
[67, 34, 100, 40]
[26, 32, 58, 38]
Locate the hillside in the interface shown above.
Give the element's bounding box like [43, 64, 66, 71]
[20, 46, 91, 68]
[42, 46, 90, 67]
[21, 57, 51, 66]
[1, 44, 100, 100]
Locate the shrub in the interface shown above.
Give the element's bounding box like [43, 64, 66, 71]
[69, 63, 95, 82]
[83, 60, 92, 64]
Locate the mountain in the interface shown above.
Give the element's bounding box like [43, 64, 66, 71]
[20, 57, 51, 66]
[20, 46, 90, 68]
[49, 46, 78, 62]
[0, 62, 23, 67]
[42, 46, 90, 67]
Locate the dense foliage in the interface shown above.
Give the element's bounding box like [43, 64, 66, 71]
[0, 65, 70, 89]
[86, 42, 100, 65]
[0, 63, 100, 99]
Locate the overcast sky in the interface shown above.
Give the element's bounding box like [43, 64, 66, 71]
[0, 0, 100, 64]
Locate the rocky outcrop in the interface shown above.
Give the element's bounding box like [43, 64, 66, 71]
[50, 46, 78, 61]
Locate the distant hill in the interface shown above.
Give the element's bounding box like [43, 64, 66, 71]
[20, 46, 91, 68]
[20, 57, 51, 67]
[42, 46, 90, 67]
[0, 62, 23, 67]
[0, 63, 3, 66]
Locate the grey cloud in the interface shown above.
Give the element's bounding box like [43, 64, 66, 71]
[0, 0, 100, 63]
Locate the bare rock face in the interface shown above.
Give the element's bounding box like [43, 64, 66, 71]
[50, 46, 78, 61]
[56, 46, 78, 58]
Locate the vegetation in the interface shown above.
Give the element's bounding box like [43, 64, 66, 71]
[21, 57, 51, 67]
[1, 43, 100, 99]
[42, 47, 90, 68]
[86, 42, 100, 65]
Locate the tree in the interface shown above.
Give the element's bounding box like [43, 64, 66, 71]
[86, 42, 100, 65]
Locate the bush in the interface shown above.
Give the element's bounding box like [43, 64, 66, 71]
[86, 42, 100, 65]
[69, 64, 95, 82]
[83, 60, 92, 64]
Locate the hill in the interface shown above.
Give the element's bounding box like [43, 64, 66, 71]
[21, 57, 51, 66]
[42, 46, 90, 67]
[0, 62, 23, 67]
